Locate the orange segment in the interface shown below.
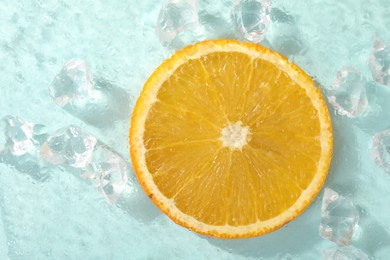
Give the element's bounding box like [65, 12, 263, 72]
[130, 39, 333, 238]
[156, 59, 226, 127]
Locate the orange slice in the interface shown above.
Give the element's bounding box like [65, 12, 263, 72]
[130, 39, 333, 238]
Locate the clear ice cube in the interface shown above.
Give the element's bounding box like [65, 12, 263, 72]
[0, 116, 49, 181]
[322, 246, 369, 260]
[155, 0, 202, 49]
[82, 145, 129, 204]
[319, 188, 359, 246]
[0, 116, 35, 156]
[49, 59, 94, 108]
[40, 125, 97, 168]
[232, 0, 272, 43]
[49, 60, 130, 128]
[327, 67, 368, 118]
[368, 38, 390, 86]
[371, 129, 390, 173]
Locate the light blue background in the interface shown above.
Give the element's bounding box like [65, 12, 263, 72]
[0, 0, 389, 259]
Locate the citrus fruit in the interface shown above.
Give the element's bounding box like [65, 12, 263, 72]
[130, 39, 333, 238]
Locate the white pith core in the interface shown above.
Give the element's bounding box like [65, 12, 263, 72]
[220, 121, 250, 150]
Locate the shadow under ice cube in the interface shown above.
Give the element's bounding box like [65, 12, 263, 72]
[319, 188, 359, 246]
[322, 246, 369, 260]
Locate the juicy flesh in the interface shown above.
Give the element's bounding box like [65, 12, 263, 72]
[143, 52, 321, 226]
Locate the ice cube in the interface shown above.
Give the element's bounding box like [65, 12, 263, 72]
[232, 0, 272, 43]
[368, 38, 390, 86]
[327, 67, 368, 118]
[40, 125, 97, 168]
[322, 246, 369, 260]
[319, 188, 359, 246]
[81, 145, 129, 204]
[155, 0, 202, 49]
[0, 116, 49, 181]
[49, 59, 94, 108]
[266, 21, 306, 58]
[49, 60, 130, 128]
[0, 116, 35, 156]
[371, 129, 390, 173]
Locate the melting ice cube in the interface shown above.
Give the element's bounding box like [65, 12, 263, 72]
[40, 125, 97, 168]
[371, 129, 390, 173]
[368, 38, 390, 86]
[319, 188, 359, 246]
[0, 116, 35, 156]
[327, 67, 368, 118]
[155, 0, 201, 49]
[49, 60, 130, 128]
[232, 0, 272, 43]
[82, 145, 129, 204]
[49, 59, 94, 108]
[322, 246, 369, 260]
[0, 116, 49, 181]
[41, 125, 128, 203]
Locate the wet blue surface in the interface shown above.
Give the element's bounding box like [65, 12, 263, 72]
[0, 0, 389, 258]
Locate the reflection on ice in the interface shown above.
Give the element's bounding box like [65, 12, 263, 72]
[49, 59, 94, 108]
[40, 125, 97, 168]
[49, 60, 131, 128]
[322, 246, 369, 260]
[82, 145, 129, 204]
[40, 125, 128, 203]
[232, 0, 272, 43]
[0, 116, 49, 181]
[155, 0, 201, 49]
[0, 116, 36, 156]
[368, 39, 390, 87]
[371, 129, 390, 173]
[319, 188, 359, 246]
[327, 67, 368, 118]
